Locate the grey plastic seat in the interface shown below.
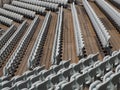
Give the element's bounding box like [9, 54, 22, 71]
[103, 71, 114, 82]
[91, 52, 99, 62]
[89, 80, 101, 90]
[83, 71, 92, 85]
[61, 67, 75, 79]
[9, 85, 17, 90]
[0, 81, 12, 89]
[81, 66, 92, 73]
[50, 64, 64, 73]
[34, 66, 45, 74]
[115, 64, 120, 72]
[76, 73, 85, 86]
[39, 69, 53, 78]
[34, 79, 53, 90]
[97, 80, 113, 90]
[83, 53, 99, 67]
[11, 75, 25, 84]
[60, 60, 71, 68]
[95, 64, 104, 78]
[73, 61, 83, 73]
[60, 79, 79, 90]
[109, 56, 116, 68]
[89, 67, 97, 82]
[94, 60, 101, 67]
[23, 70, 35, 79]
[51, 73, 65, 85]
[16, 80, 30, 89]
[43, 69, 55, 78]
[55, 80, 68, 90]
[111, 72, 120, 89]
[28, 75, 41, 84]
[111, 51, 120, 66]
[103, 60, 111, 72]
[0, 76, 9, 83]
[70, 73, 80, 81]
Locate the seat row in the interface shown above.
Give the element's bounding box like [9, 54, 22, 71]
[3, 16, 40, 76]
[90, 67, 120, 90]
[0, 8, 23, 22]
[0, 60, 71, 90]
[0, 52, 98, 89]
[0, 15, 13, 26]
[95, 0, 120, 32]
[0, 21, 27, 67]
[51, 6, 63, 65]
[19, 0, 59, 11]
[12, 0, 45, 15]
[30, 50, 119, 90]
[71, 3, 84, 57]
[0, 25, 16, 49]
[1, 49, 120, 90]
[3, 4, 35, 19]
[42, 0, 68, 6]
[83, 0, 111, 48]
[32, 51, 119, 90]
[55, 62, 120, 90]
[28, 11, 52, 70]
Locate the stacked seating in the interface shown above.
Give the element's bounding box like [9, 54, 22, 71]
[95, 0, 120, 32]
[28, 12, 51, 70]
[90, 71, 120, 90]
[0, 25, 16, 49]
[71, 3, 85, 57]
[1, 50, 120, 90]
[19, 0, 59, 11]
[0, 21, 27, 67]
[83, 0, 111, 48]
[0, 15, 13, 26]
[12, 0, 45, 15]
[3, 16, 40, 76]
[42, 0, 68, 7]
[0, 8, 23, 22]
[51, 7, 63, 65]
[3, 4, 35, 19]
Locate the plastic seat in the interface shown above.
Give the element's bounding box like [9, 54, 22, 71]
[60, 60, 71, 68]
[50, 64, 64, 73]
[16, 80, 30, 89]
[35, 79, 53, 90]
[103, 71, 114, 81]
[51, 73, 65, 84]
[61, 79, 79, 90]
[89, 80, 101, 90]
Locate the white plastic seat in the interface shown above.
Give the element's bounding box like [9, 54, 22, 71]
[3, 4, 35, 18]
[0, 8, 23, 22]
